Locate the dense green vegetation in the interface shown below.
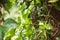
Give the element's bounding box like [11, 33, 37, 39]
[0, 0, 60, 40]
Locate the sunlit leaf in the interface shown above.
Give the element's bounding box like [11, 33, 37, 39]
[4, 28, 15, 40]
[18, 17, 21, 24]
[10, 0, 15, 3]
[48, 0, 58, 2]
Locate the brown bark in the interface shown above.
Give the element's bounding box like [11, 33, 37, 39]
[30, 10, 39, 29]
[47, 2, 60, 40]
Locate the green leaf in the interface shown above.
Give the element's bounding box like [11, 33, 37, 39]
[20, 4, 26, 13]
[10, 0, 15, 3]
[36, 0, 40, 4]
[4, 18, 18, 28]
[4, 28, 15, 40]
[0, 30, 3, 40]
[45, 24, 52, 30]
[18, 17, 21, 24]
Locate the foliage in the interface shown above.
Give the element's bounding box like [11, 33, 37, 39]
[0, 0, 60, 40]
